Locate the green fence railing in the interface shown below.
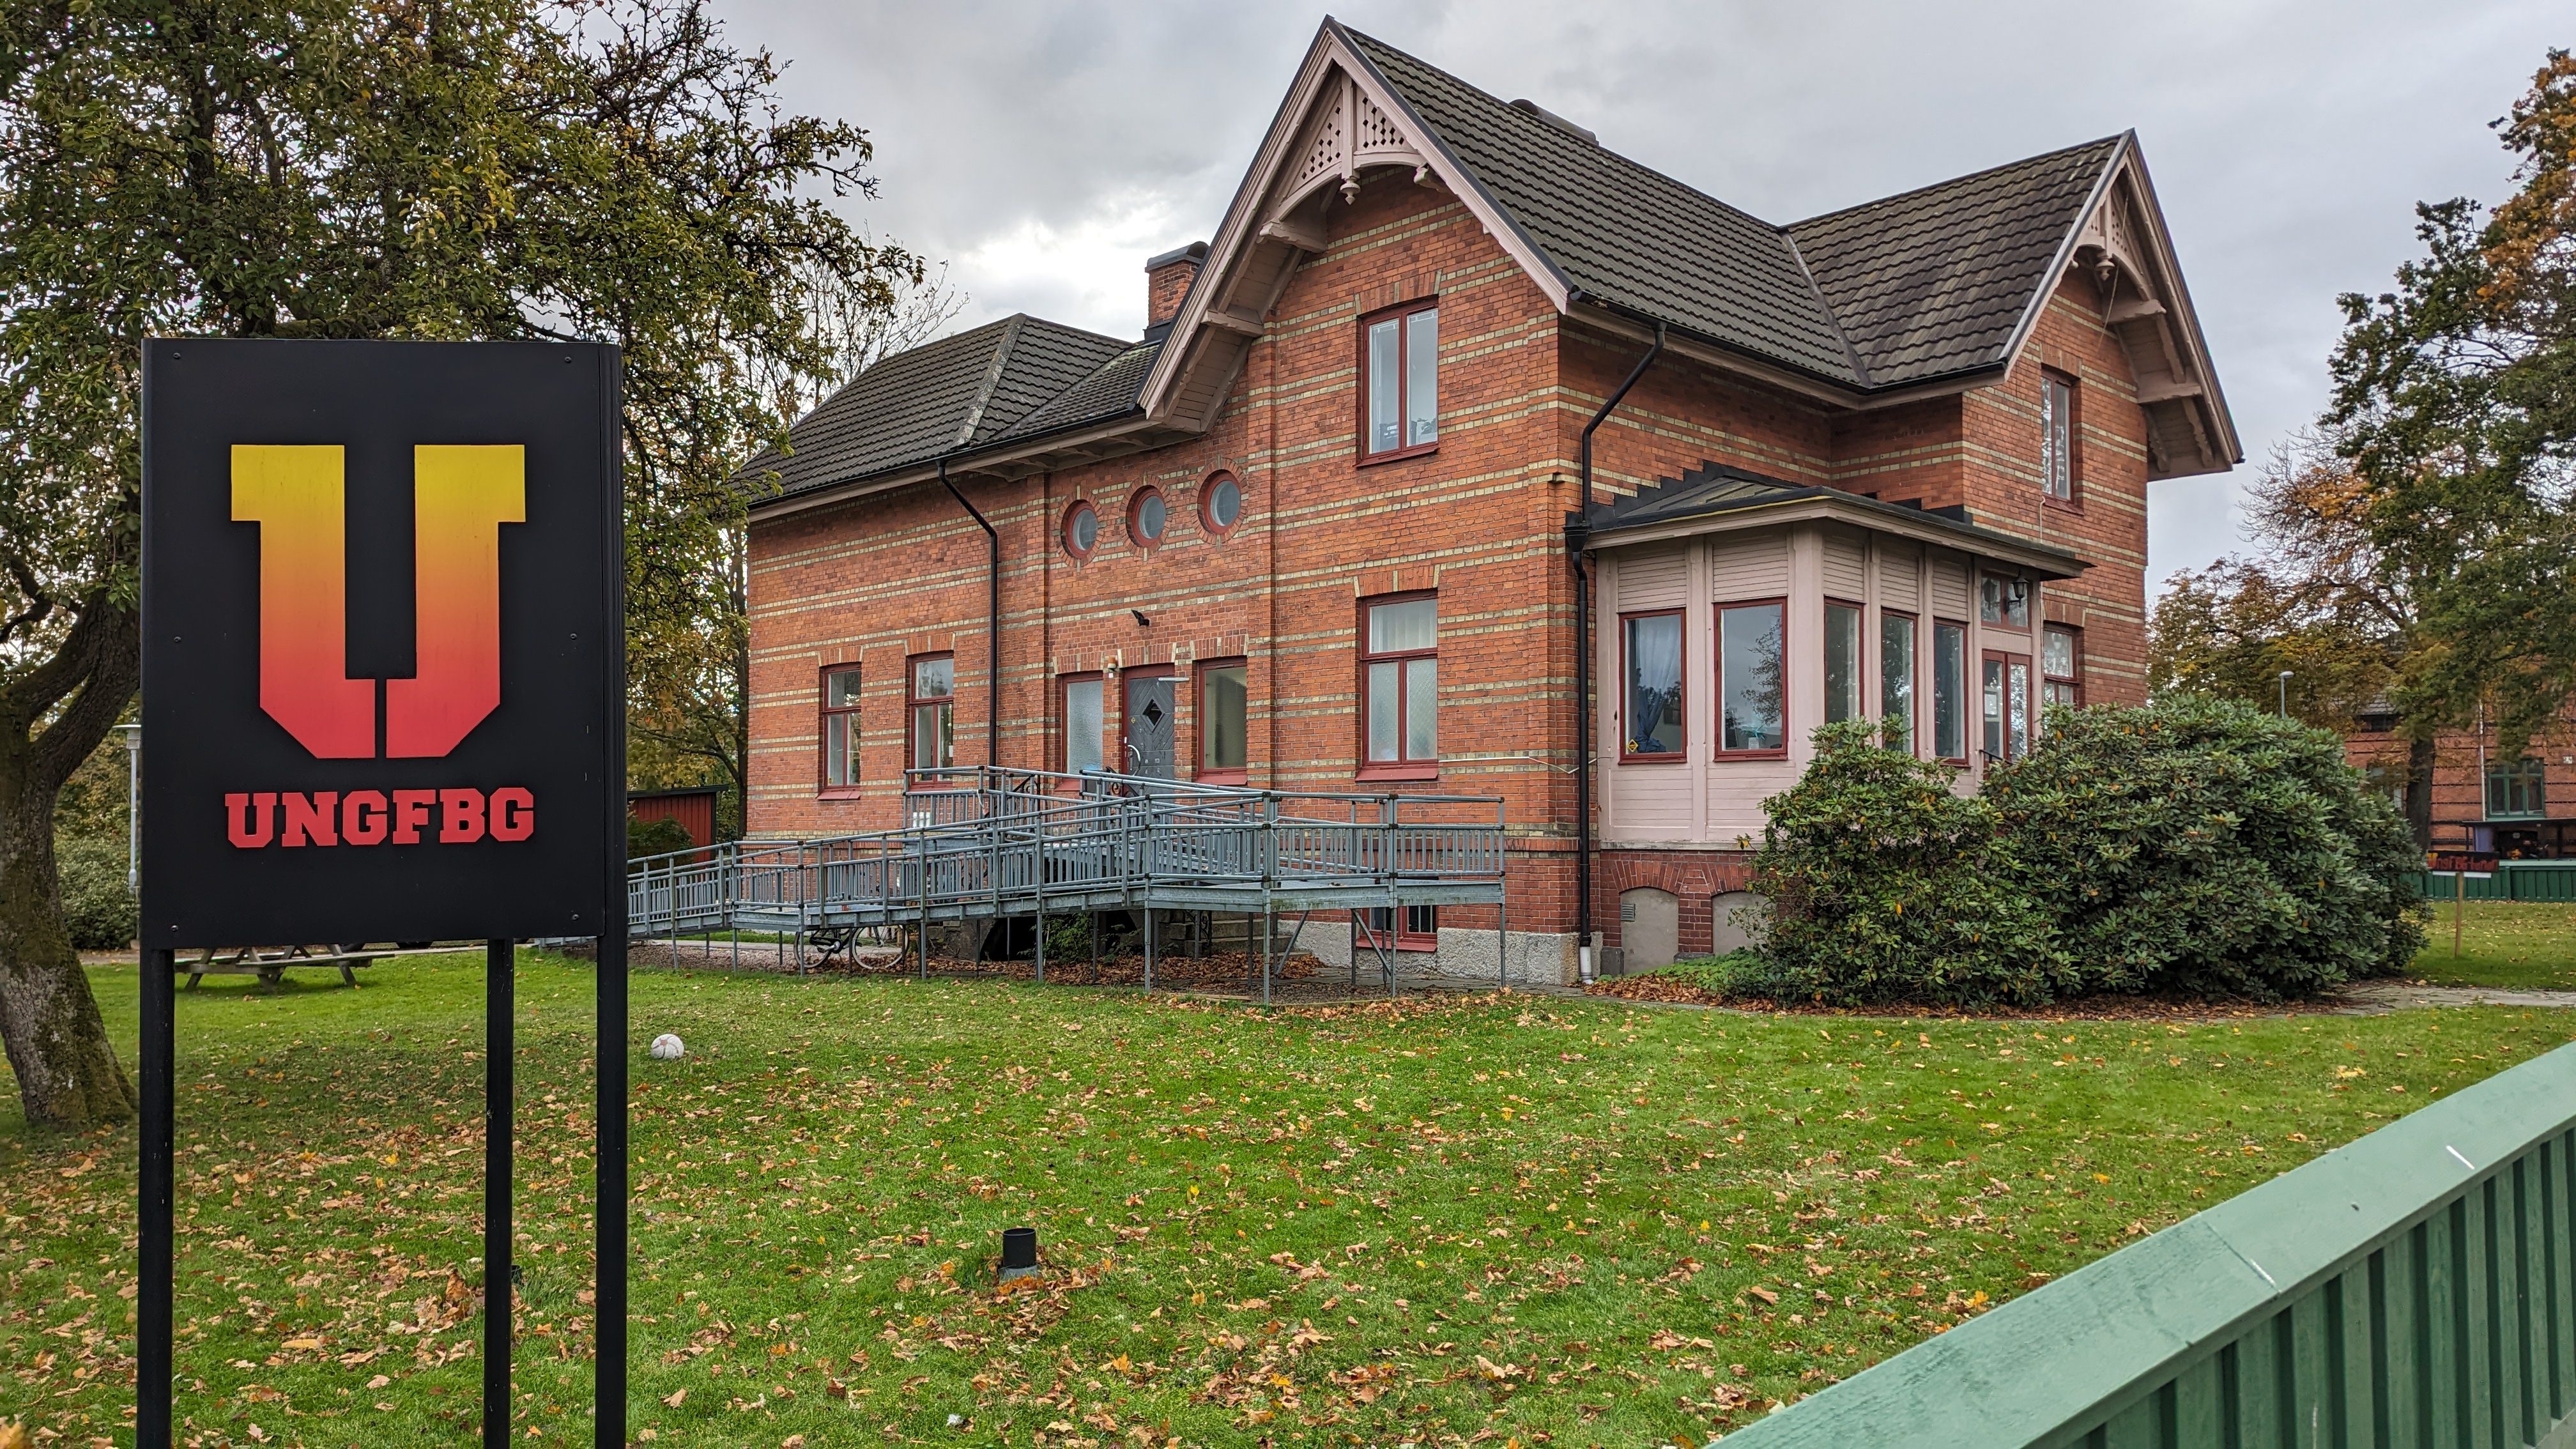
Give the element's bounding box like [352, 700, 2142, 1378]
[1722, 1043, 2576, 1448]
[2411, 862, 2576, 903]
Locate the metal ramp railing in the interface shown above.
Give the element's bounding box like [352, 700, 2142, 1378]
[624, 767, 1512, 1000]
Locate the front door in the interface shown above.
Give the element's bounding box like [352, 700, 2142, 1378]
[1124, 674, 1175, 779]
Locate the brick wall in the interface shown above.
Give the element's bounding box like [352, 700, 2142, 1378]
[745, 178, 2156, 940]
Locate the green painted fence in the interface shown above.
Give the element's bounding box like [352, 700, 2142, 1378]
[2411, 863, 2576, 903]
[1721, 1043, 2576, 1448]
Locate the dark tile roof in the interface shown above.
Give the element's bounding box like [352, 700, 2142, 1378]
[1342, 27, 1859, 385]
[1788, 137, 2121, 386]
[990, 338, 1163, 443]
[1339, 23, 2121, 393]
[1585, 459, 2089, 576]
[739, 315, 1133, 497]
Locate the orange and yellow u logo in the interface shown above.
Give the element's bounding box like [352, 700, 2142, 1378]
[231, 445, 525, 759]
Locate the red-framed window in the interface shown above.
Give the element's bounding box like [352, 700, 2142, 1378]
[1619, 609, 1685, 762]
[1197, 658, 1249, 785]
[1823, 599, 1864, 725]
[1982, 650, 2032, 763]
[1715, 598, 1787, 757]
[1358, 300, 1439, 463]
[1363, 904, 1439, 953]
[2041, 370, 2080, 505]
[1128, 487, 1168, 549]
[1360, 593, 1438, 778]
[2041, 625, 2082, 710]
[908, 654, 954, 774]
[1200, 471, 1244, 537]
[1060, 673, 1105, 775]
[1932, 619, 1968, 762]
[1879, 611, 1917, 755]
[819, 665, 862, 791]
[1062, 499, 1101, 560]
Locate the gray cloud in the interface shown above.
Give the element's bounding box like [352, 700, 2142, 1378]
[721, 0, 2564, 589]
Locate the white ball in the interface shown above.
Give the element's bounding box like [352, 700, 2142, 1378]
[648, 1034, 684, 1061]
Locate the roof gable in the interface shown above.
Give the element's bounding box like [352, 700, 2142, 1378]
[1146, 19, 2236, 476]
[1788, 137, 2122, 387]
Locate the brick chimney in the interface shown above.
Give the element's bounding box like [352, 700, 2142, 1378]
[1145, 241, 1209, 333]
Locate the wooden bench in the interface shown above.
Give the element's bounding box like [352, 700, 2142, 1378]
[177, 945, 393, 989]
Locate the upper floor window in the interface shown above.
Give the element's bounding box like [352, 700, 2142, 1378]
[2041, 371, 2078, 502]
[1362, 595, 1438, 769]
[908, 654, 954, 773]
[1621, 611, 1683, 760]
[2041, 626, 2082, 709]
[1129, 487, 1167, 546]
[2488, 758, 2547, 820]
[1361, 302, 1438, 460]
[1201, 472, 1243, 535]
[1062, 500, 1100, 560]
[820, 666, 861, 788]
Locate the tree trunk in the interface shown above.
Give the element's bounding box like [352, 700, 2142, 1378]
[0, 767, 134, 1127]
[2405, 733, 2437, 848]
[0, 591, 141, 1129]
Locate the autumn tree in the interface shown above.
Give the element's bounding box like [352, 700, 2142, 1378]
[2149, 437, 2438, 835]
[2325, 49, 2576, 775]
[0, 0, 921, 1128]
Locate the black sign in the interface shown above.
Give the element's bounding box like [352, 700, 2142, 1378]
[2430, 852, 2501, 877]
[142, 339, 621, 943]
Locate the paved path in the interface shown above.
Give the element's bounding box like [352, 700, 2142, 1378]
[2329, 980, 2576, 1014]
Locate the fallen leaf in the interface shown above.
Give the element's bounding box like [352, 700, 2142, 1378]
[662, 1389, 686, 1408]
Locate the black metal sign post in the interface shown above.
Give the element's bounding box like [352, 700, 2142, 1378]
[139, 339, 624, 1446]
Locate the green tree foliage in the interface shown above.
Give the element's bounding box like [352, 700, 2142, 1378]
[625, 813, 693, 861]
[1740, 721, 2069, 1009]
[1984, 698, 2425, 1001]
[2147, 438, 2441, 837]
[0, 0, 919, 1126]
[2326, 50, 2576, 758]
[1742, 703, 2424, 1008]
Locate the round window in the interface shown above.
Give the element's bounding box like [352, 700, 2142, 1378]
[1202, 473, 1242, 532]
[1063, 501, 1100, 558]
[1130, 488, 1167, 544]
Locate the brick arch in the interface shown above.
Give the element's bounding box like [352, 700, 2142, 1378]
[1593, 848, 1755, 959]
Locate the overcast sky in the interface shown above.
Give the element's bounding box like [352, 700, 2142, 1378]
[721, 0, 2564, 592]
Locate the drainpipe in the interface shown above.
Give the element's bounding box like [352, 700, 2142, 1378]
[939, 456, 1000, 769]
[1567, 321, 1664, 983]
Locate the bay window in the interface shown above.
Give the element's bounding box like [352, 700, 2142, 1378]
[1880, 612, 1916, 753]
[1717, 601, 1786, 754]
[1933, 621, 1966, 761]
[1621, 610, 1684, 760]
[1823, 601, 1862, 724]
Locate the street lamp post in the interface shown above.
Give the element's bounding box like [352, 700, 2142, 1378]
[116, 723, 140, 893]
[2278, 670, 2293, 719]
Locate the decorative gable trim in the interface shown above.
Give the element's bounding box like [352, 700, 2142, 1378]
[1994, 134, 2240, 479]
[1139, 20, 1572, 431]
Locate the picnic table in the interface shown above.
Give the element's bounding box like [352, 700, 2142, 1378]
[174, 944, 410, 988]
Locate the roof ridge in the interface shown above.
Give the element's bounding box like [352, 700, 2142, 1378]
[1788, 133, 2128, 231]
[1338, 22, 1795, 240]
[953, 315, 1025, 449]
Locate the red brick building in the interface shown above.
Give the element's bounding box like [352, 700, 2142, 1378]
[739, 21, 2241, 979]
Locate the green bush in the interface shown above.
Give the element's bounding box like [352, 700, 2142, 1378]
[56, 837, 137, 951]
[1735, 701, 2425, 1008]
[1984, 695, 2425, 1000]
[1740, 720, 2071, 1009]
[627, 814, 693, 860]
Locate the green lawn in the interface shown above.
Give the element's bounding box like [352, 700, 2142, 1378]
[2409, 900, 2576, 988]
[5, 956, 2572, 1448]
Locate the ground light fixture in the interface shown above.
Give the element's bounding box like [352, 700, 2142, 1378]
[998, 1226, 1042, 1283]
